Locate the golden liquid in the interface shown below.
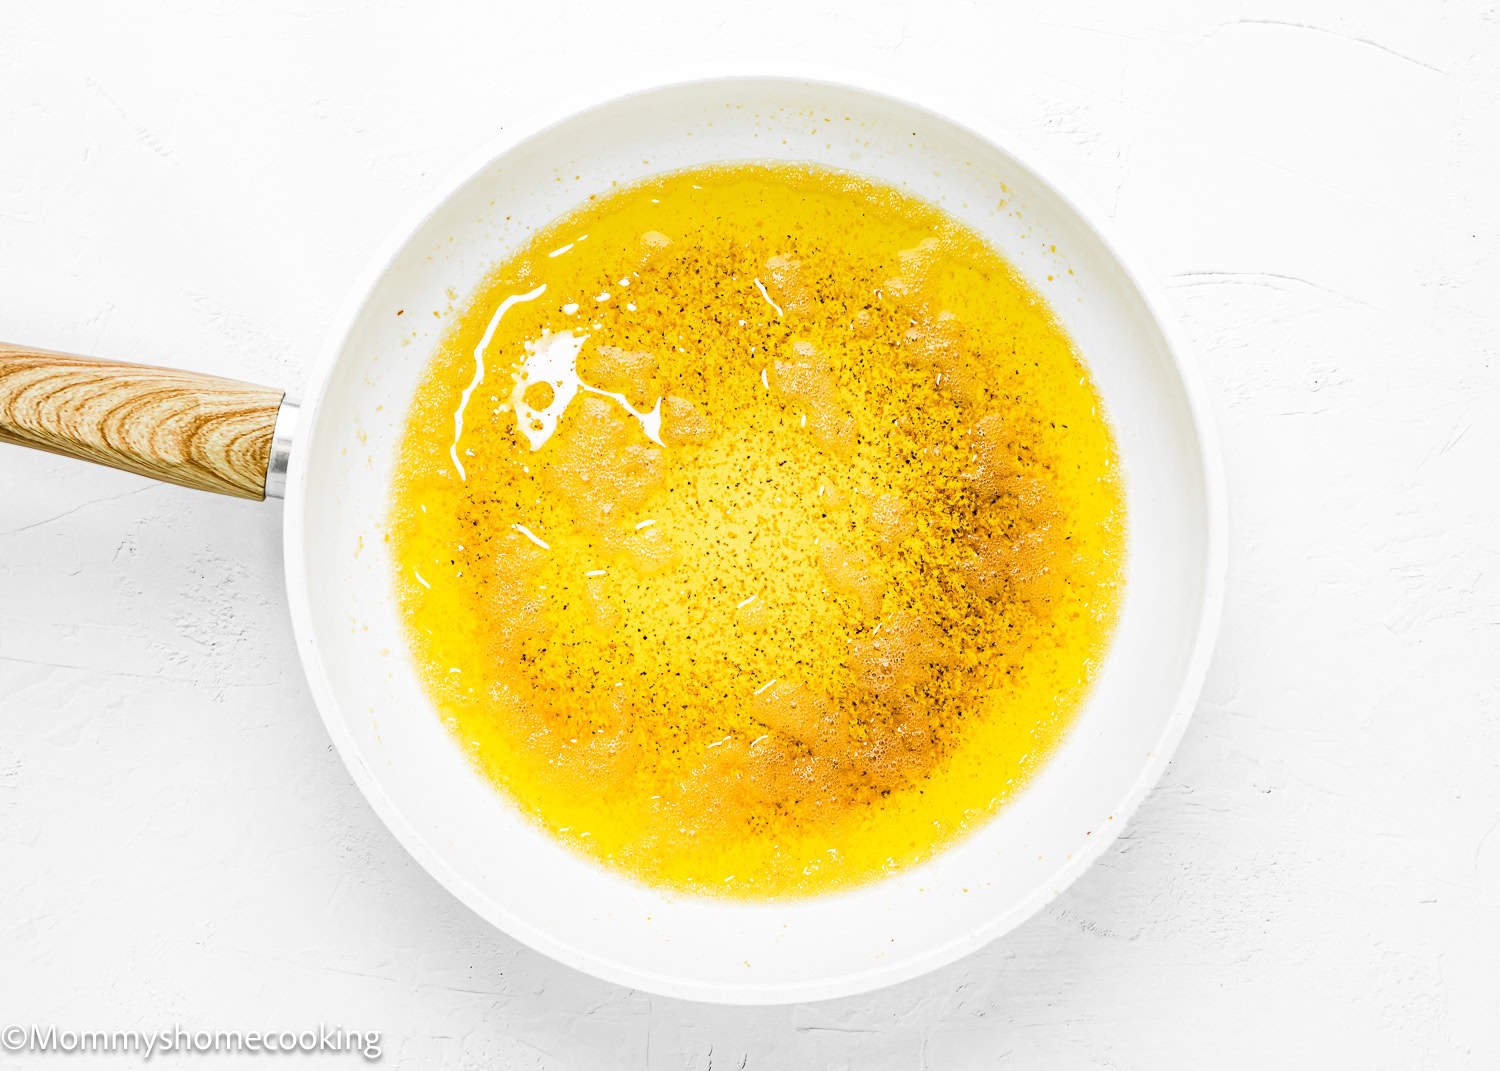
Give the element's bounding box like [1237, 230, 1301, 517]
[389, 164, 1124, 897]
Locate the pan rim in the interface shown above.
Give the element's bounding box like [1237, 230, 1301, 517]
[282, 71, 1228, 1004]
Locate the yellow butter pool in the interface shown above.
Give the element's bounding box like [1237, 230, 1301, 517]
[389, 163, 1124, 897]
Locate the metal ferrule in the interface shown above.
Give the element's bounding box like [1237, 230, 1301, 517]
[263, 397, 298, 500]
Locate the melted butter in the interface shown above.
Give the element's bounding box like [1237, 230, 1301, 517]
[390, 163, 1125, 898]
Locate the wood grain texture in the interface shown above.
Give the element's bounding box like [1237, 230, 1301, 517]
[0, 343, 284, 499]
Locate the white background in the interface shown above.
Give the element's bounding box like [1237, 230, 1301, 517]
[2, 0, 1496, 1066]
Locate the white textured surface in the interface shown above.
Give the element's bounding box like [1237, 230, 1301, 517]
[1, 0, 1495, 1066]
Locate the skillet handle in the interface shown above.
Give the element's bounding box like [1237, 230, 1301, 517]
[0, 342, 291, 501]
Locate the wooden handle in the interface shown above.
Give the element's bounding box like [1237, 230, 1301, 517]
[0, 343, 285, 500]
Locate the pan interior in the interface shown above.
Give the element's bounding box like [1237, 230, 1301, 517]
[286, 78, 1219, 1003]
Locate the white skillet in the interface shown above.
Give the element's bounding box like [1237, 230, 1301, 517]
[0, 77, 1225, 1004]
